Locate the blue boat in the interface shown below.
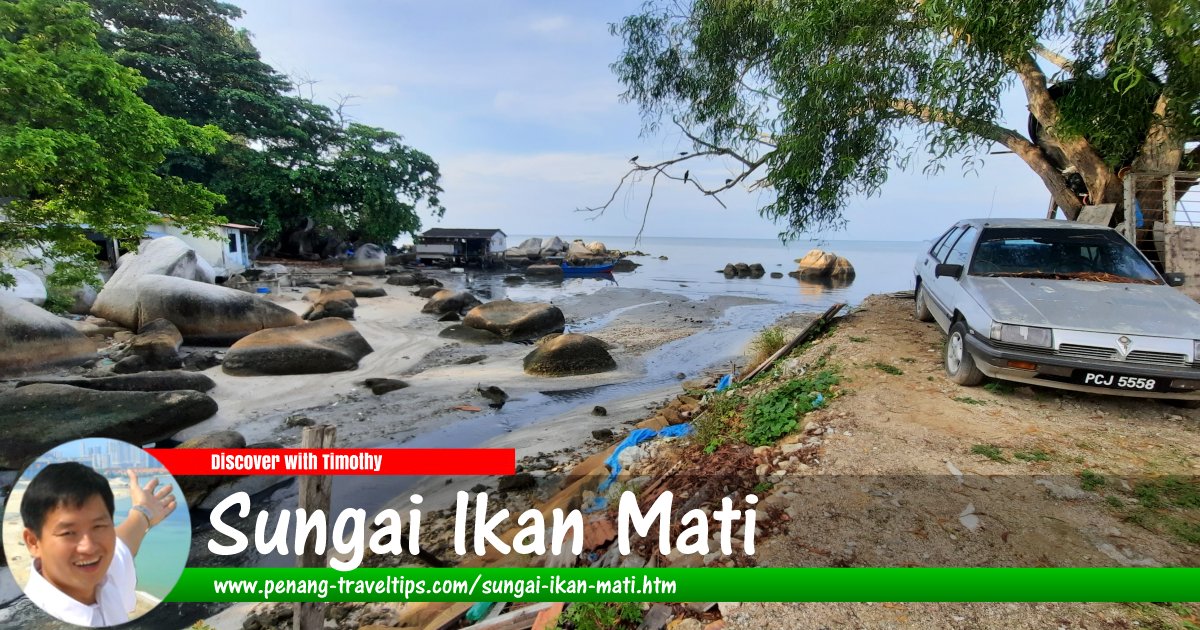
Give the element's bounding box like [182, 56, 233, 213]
[561, 261, 615, 275]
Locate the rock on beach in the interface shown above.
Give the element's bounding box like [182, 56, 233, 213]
[462, 300, 565, 341]
[91, 236, 215, 327]
[132, 275, 303, 344]
[0, 384, 218, 469]
[523, 333, 617, 376]
[221, 318, 374, 376]
[0, 294, 97, 377]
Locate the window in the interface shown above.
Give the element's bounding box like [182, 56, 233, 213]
[228, 233, 238, 253]
[969, 228, 1160, 282]
[933, 227, 964, 262]
[944, 226, 978, 266]
[929, 226, 957, 258]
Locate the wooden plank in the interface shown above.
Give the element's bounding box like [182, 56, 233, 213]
[471, 602, 557, 630]
[294, 424, 335, 630]
[737, 303, 845, 383]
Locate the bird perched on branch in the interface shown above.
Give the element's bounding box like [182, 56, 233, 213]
[725, 178, 734, 185]
[683, 170, 690, 183]
[679, 151, 688, 156]
[629, 155, 639, 163]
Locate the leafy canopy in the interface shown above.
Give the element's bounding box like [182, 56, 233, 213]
[610, 0, 1200, 238]
[0, 0, 226, 287]
[88, 0, 445, 250]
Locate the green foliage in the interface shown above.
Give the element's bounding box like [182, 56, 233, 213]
[749, 326, 788, 366]
[1014, 449, 1050, 462]
[610, 0, 1200, 237]
[954, 396, 987, 405]
[752, 481, 774, 493]
[693, 388, 746, 453]
[743, 369, 840, 446]
[0, 0, 226, 287]
[1079, 469, 1106, 491]
[1104, 476, 1200, 547]
[1135, 476, 1200, 510]
[983, 381, 1015, 395]
[557, 602, 643, 630]
[86, 0, 444, 251]
[970, 444, 1006, 462]
[848, 336, 869, 343]
[872, 362, 903, 375]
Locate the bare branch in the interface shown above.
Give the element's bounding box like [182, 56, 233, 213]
[1033, 44, 1074, 73]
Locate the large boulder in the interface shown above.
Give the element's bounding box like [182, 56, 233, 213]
[0, 266, 47, 305]
[304, 288, 358, 307]
[438, 324, 504, 345]
[421, 290, 482, 315]
[222, 318, 374, 376]
[515, 237, 543, 257]
[567, 240, 592, 259]
[539, 236, 567, 257]
[16, 371, 216, 393]
[523, 333, 617, 377]
[463, 300, 565, 341]
[795, 249, 855, 280]
[122, 318, 183, 370]
[91, 236, 213, 327]
[133, 275, 303, 345]
[0, 294, 97, 377]
[175, 430, 247, 507]
[586, 241, 608, 255]
[0, 384, 218, 469]
[414, 285, 444, 298]
[343, 243, 387, 275]
[525, 264, 564, 278]
[612, 258, 640, 272]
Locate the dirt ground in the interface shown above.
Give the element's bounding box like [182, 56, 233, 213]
[723, 293, 1200, 629]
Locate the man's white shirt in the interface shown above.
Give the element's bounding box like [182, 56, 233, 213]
[24, 537, 137, 627]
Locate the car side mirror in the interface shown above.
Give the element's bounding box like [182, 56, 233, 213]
[935, 263, 964, 279]
[1164, 272, 1186, 287]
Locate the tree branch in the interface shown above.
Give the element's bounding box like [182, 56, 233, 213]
[1033, 43, 1074, 73]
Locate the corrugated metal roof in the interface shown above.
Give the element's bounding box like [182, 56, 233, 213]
[222, 222, 259, 231]
[420, 228, 505, 239]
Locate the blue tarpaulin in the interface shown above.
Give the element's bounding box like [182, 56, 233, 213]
[596, 424, 693, 494]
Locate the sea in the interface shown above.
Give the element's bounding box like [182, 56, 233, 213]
[463, 235, 924, 311]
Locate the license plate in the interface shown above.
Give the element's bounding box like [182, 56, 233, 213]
[1076, 371, 1160, 391]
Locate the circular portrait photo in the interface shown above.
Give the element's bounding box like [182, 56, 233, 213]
[2, 438, 189, 627]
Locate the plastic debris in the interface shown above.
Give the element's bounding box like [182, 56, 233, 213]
[465, 602, 494, 622]
[716, 374, 734, 392]
[958, 503, 981, 532]
[596, 424, 693, 493]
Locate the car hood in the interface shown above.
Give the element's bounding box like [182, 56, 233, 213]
[963, 276, 1200, 337]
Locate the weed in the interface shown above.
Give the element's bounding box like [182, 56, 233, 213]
[1013, 449, 1050, 462]
[558, 602, 643, 630]
[848, 336, 869, 343]
[954, 396, 987, 405]
[693, 390, 746, 454]
[872, 362, 903, 375]
[926, 376, 934, 381]
[1135, 476, 1200, 510]
[752, 481, 774, 494]
[983, 381, 1015, 394]
[899, 357, 917, 363]
[970, 444, 1006, 462]
[743, 369, 841, 446]
[1105, 495, 1124, 509]
[749, 326, 788, 366]
[1079, 469, 1106, 491]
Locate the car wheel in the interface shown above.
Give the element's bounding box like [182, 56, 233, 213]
[945, 321, 984, 386]
[914, 283, 934, 322]
[1165, 398, 1200, 410]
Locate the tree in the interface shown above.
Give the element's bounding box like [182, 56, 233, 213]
[86, 0, 445, 251]
[0, 0, 226, 287]
[595, 0, 1200, 239]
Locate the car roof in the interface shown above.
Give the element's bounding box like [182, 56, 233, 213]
[953, 218, 1113, 231]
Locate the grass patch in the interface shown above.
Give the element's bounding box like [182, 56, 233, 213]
[743, 368, 841, 447]
[848, 336, 869, 343]
[752, 481, 774, 494]
[693, 389, 746, 454]
[558, 601, 643, 630]
[953, 396, 987, 405]
[749, 326, 788, 366]
[970, 444, 1007, 462]
[1105, 495, 1125, 508]
[899, 357, 917, 363]
[1079, 469, 1106, 491]
[1014, 449, 1050, 462]
[1135, 476, 1200, 510]
[872, 362, 903, 376]
[983, 381, 1015, 395]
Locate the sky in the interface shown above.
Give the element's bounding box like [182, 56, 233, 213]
[232, 0, 1052, 242]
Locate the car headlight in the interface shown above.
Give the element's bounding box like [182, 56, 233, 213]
[990, 323, 1053, 348]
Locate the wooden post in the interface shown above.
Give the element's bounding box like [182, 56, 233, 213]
[294, 424, 335, 630]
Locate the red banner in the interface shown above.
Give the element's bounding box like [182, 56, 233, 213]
[145, 448, 516, 476]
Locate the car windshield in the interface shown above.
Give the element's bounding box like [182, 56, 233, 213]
[968, 227, 1162, 284]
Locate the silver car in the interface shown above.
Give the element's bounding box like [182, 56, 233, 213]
[913, 218, 1200, 403]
